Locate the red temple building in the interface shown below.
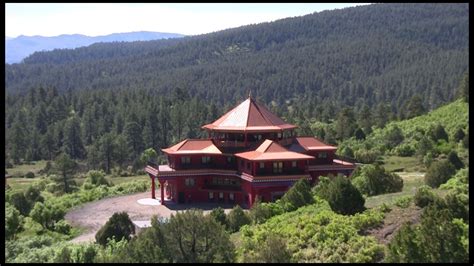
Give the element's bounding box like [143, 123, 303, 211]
[145, 96, 355, 207]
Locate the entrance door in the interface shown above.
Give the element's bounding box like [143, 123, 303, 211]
[178, 192, 185, 203]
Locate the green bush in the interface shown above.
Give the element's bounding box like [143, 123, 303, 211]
[413, 186, 436, 208]
[424, 160, 456, 188]
[394, 196, 412, 208]
[25, 171, 35, 178]
[82, 170, 110, 189]
[324, 175, 365, 215]
[394, 143, 415, 157]
[5, 202, 24, 239]
[249, 199, 273, 225]
[447, 151, 464, 170]
[30, 201, 66, 230]
[351, 165, 403, 196]
[54, 220, 72, 235]
[227, 205, 251, 233]
[209, 207, 227, 227]
[280, 179, 314, 212]
[95, 212, 135, 246]
[354, 149, 380, 164]
[428, 124, 449, 142]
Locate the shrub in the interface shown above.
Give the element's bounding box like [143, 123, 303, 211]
[428, 124, 449, 142]
[394, 143, 415, 157]
[422, 152, 434, 168]
[244, 233, 291, 263]
[384, 125, 404, 149]
[424, 160, 456, 188]
[5, 202, 24, 239]
[351, 165, 403, 196]
[209, 207, 227, 227]
[6, 161, 13, 168]
[83, 170, 110, 189]
[280, 179, 314, 212]
[394, 196, 412, 208]
[25, 171, 35, 178]
[354, 149, 380, 164]
[249, 199, 273, 224]
[324, 175, 365, 215]
[227, 205, 251, 233]
[95, 212, 135, 246]
[416, 136, 433, 157]
[453, 128, 465, 142]
[9, 192, 32, 216]
[30, 201, 66, 230]
[54, 220, 72, 234]
[447, 151, 464, 170]
[413, 186, 436, 208]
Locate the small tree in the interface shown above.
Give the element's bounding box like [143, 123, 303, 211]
[52, 153, 78, 194]
[249, 198, 273, 224]
[413, 186, 437, 208]
[453, 128, 465, 143]
[246, 233, 291, 263]
[351, 165, 403, 196]
[227, 205, 251, 233]
[30, 201, 66, 230]
[386, 223, 424, 263]
[83, 170, 110, 189]
[5, 202, 24, 239]
[280, 179, 314, 212]
[209, 207, 227, 227]
[325, 175, 365, 215]
[447, 151, 464, 170]
[96, 212, 135, 246]
[424, 160, 455, 188]
[428, 124, 449, 142]
[354, 127, 366, 140]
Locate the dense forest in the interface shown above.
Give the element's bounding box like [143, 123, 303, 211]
[6, 3, 468, 117]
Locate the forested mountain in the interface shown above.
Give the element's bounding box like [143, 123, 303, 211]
[5, 31, 185, 64]
[5, 3, 468, 117]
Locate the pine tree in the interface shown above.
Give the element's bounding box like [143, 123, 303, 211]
[63, 115, 85, 159]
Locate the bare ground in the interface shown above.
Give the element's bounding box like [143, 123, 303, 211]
[65, 191, 235, 243]
[366, 204, 423, 245]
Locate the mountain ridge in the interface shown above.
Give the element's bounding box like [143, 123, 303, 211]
[5, 31, 185, 63]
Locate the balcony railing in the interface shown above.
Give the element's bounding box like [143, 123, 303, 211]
[255, 168, 306, 176]
[174, 162, 236, 170]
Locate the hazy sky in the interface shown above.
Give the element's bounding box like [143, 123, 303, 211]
[5, 3, 371, 37]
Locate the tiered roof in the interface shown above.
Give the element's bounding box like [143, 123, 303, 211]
[202, 96, 297, 132]
[235, 140, 314, 161]
[289, 137, 337, 152]
[161, 139, 222, 155]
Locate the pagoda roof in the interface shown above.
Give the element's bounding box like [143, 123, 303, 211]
[161, 139, 222, 155]
[235, 139, 314, 161]
[202, 96, 297, 132]
[289, 137, 337, 151]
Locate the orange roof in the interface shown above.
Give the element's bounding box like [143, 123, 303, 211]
[235, 140, 314, 161]
[162, 139, 222, 155]
[294, 137, 337, 151]
[202, 97, 297, 132]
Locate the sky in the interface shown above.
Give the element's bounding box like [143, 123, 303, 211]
[5, 3, 371, 38]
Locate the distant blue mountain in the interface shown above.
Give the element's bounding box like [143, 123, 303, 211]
[5, 31, 185, 64]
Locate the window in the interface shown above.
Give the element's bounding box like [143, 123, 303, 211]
[277, 132, 282, 138]
[259, 162, 265, 169]
[229, 193, 234, 201]
[181, 156, 191, 164]
[227, 156, 233, 163]
[219, 192, 224, 199]
[247, 162, 251, 170]
[202, 156, 211, 164]
[209, 192, 214, 199]
[318, 152, 328, 159]
[292, 161, 297, 167]
[240, 160, 244, 167]
[257, 134, 262, 140]
[185, 178, 195, 187]
[273, 162, 283, 173]
[212, 177, 218, 185]
[224, 178, 230, 185]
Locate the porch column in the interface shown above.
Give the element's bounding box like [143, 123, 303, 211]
[159, 179, 165, 205]
[244, 132, 248, 146]
[151, 176, 156, 199]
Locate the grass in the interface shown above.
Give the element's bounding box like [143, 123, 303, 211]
[6, 177, 38, 193]
[6, 160, 48, 177]
[107, 174, 150, 185]
[380, 156, 426, 172]
[365, 172, 425, 209]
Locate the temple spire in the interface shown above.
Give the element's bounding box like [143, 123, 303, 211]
[248, 90, 252, 99]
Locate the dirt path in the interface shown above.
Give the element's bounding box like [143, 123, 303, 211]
[65, 192, 234, 243]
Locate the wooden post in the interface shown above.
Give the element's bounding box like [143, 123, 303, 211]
[244, 132, 248, 147]
[159, 179, 165, 205]
[151, 176, 156, 199]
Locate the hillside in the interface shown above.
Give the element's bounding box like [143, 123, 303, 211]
[5, 31, 184, 64]
[5, 3, 469, 117]
[336, 98, 469, 165]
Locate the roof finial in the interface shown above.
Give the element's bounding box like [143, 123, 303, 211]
[248, 90, 252, 99]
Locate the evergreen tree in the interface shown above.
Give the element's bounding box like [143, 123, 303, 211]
[99, 132, 116, 174]
[63, 115, 85, 159]
[52, 153, 78, 194]
[404, 94, 425, 119]
[124, 121, 144, 160]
